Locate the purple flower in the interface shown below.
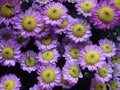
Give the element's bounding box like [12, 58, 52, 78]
[0, 74, 21, 90]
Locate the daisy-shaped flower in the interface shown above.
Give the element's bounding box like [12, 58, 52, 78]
[75, 0, 97, 17]
[63, 42, 83, 62]
[14, 8, 43, 37]
[0, 27, 16, 41]
[60, 75, 72, 89]
[91, 0, 120, 29]
[108, 78, 120, 90]
[79, 45, 106, 71]
[94, 64, 113, 83]
[113, 63, 120, 77]
[37, 49, 59, 64]
[35, 34, 58, 51]
[54, 15, 74, 35]
[0, 0, 21, 26]
[114, 0, 120, 10]
[62, 61, 83, 85]
[67, 19, 91, 43]
[0, 40, 21, 67]
[99, 39, 117, 58]
[37, 64, 61, 90]
[0, 74, 21, 90]
[43, 2, 68, 26]
[19, 50, 38, 73]
[90, 79, 107, 90]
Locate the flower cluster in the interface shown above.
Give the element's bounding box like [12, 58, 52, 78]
[0, 0, 120, 90]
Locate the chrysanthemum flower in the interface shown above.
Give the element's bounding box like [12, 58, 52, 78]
[43, 2, 68, 26]
[62, 61, 83, 85]
[0, 27, 16, 41]
[90, 79, 107, 90]
[67, 19, 91, 43]
[113, 63, 120, 77]
[113, 0, 120, 10]
[0, 74, 21, 90]
[79, 45, 106, 71]
[99, 39, 117, 58]
[91, 0, 120, 29]
[63, 42, 83, 62]
[19, 50, 38, 73]
[37, 49, 59, 64]
[14, 8, 43, 37]
[54, 15, 74, 35]
[60, 75, 72, 89]
[94, 64, 113, 83]
[108, 78, 120, 90]
[35, 34, 58, 51]
[75, 0, 97, 17]
[37, 64, 61, 90]
[0, 40, 21, 67]
[0, 0, 21, 26]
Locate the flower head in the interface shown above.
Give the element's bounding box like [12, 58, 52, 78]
[37, 64, 61, 90]
[75, 0, 97, 17]
[0, 0, 21, 25]
[99, 39, 117, 58]
[91, 0, 120, 29]
[0, 40, 21, 67]
[14, 8, 43, 37]
[43, 2, 68, 26]
[0, 74, 21, 90]
[67, 19, 91, 43]
[94, 64, 113, 83]
[19, 50, 38, 73]
[62, 61, 83, 85]
[79, 45, 106, 71]
[63, 42, 83, 62]
[37, 49, 59, 64]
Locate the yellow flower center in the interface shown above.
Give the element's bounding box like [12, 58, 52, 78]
[84, 50, 100, 65]
[0, 3, 14, 18]
[61, 76, 69, 85]
[2, 32, 11, 41]
[39, 0, 47, 2]
[98, 67, 108, 78]
[111, 56, 120, 64]
[69, 66, 80, 78]
[80, 2, 94, 13]
[22, 16, 37, 32]
[40, 37, 52, 45]
[69, 48, 80, 59]
[102, 44, 112, 53]
[16, 35, 25, 43]
[41, 68, 56, 83]
[47, 7, 62, 20]
[25, 56, 36, 67]
[94, 82, 107, 90]
[60, 20, 69, 29]
[2, 47, 14, 60]
[3, 80, 15, 90]
[72, 24, 86, 37]
[42, 51, 54, 61]
[110, 81, 118, 90]
[114, 0, 120, 10]
[98, 6, 114, 23]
